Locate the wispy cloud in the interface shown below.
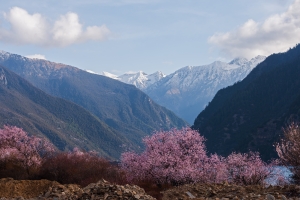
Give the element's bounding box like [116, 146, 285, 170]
[208, 0, 300, 58]
[25, 54, 46, 59]
[0, 7, 111, 47]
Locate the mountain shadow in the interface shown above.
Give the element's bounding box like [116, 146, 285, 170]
[193, 44, 300, 161]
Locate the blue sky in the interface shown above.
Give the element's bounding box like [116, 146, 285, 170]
[0, 0, 298, 75]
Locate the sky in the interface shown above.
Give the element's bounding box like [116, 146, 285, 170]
[0, 0, 299, 75]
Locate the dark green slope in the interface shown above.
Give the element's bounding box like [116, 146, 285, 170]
[193, 45, 300, 160]
[0, 65, 133, 159]
[0, 52, 187, 151]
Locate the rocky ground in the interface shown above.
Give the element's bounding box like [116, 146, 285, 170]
[0, 178, 155, 200]
[162, 182, 300, 200]
[1, 178, 300, 200]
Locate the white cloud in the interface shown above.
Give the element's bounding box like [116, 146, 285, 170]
[25, 54, 46, 60]
[208, 0, 300, 58]
[0, 7, 111, 47]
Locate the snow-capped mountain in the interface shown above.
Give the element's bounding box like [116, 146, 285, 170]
[145, 55, 266, 124]
[101, 71, 165, 90]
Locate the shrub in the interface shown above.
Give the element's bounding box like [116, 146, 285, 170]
[226, 152, 277, 186]
[39, 148, 125, 186]
[276, 122, 300, 184]
[0, 156, 28, 179]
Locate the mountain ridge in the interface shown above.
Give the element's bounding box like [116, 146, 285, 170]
[144, 55, 266, 123]
[0, 50, 188, 156]
[100, 70, 166, 90]
[0, 65, 134, 159]
[100, 56, 265, 123]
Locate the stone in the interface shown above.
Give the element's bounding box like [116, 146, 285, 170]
[186, 191, 196, 198]
[281, 195, 288, 200]
[266, 194, 276, 200]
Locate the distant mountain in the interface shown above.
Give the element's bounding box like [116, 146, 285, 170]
[145, 56, 266, 123]
[101, 71, 166, 90]
[193, 45, 300, 161]
[0, 65, 133, 159]
[0, 51, 188, 156]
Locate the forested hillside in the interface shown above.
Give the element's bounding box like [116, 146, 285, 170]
[193, 45, 300, 160]
[0, 65, 134, 159]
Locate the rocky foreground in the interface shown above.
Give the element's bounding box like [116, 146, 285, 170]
[162, 183, 300, 200]
[1, 178, 300, 200]
[0, 178, 154, 200]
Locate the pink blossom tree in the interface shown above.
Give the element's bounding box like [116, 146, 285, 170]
[276, 122, 300, 184]
[121, 127, 281, 186]
[0, 125, 55, 176]
[121, 127, 227, 185]
[226, 152, 278, 185]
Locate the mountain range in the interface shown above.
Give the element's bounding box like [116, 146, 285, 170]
[0, 51, 187, 159]
[193, 44, 300, 161]
[102, 56, 266, 124]
[101, 71, 166, 90]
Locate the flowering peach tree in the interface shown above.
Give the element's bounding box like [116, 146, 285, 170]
[121, 127, 280, 186]
[0, 125, 55, 175]
[121, 127, 227, 185]
[276, 122, 300, 184]
[226, 152, 278, 185]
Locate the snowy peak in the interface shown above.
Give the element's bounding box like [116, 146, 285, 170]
[147, 71, 166, 85]
[229, 55, 266, 68]
[0, 50, 11, 60]
[247, 55, 266, 67]
[101, 71, 166, 90]
[145, 55, 266, 123]
[229, 57, 248, 66]
[101, 71, 118, 79]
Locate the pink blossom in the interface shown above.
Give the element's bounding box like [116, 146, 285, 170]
[121, 127, 226, 185]
[0, 125, 55, 175]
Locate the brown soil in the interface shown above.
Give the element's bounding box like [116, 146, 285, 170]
[0, 178, 60, 199]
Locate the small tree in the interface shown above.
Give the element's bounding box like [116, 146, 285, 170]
[276, 122, 300, 184]
[226, 152, 277, 186]
[0, 125, 55, 177]
[121, 127, 226, 186]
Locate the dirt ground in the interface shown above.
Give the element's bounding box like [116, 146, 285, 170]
[1, 178, 300, 199]
[0, 178, 60, 199]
